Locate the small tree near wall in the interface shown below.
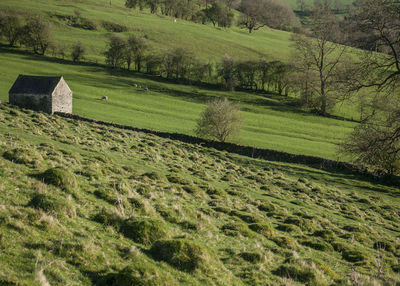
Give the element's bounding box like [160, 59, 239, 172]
[195, 98, 241, 142]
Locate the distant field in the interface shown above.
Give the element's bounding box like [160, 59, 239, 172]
[0, 49, 355, 159]
[0, 0, 294, 62]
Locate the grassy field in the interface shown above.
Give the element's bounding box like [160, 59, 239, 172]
[0, 48, 356, 159]
[0, 0, 294, 62]
[0, 0, 363, 161]
[0, 103, 399, 285]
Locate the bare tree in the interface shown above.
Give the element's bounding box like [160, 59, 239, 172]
[339, 95, 400, 175]
[238, 0, 299, 33]
[340, 0, 400, 174]
[291, 8, 349, 115]
[195, 98, 241, 142]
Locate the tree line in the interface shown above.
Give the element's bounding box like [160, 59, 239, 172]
[103, 33, 295, 95]
[0, 10, 87, 62]
[125, 0, 299, 32]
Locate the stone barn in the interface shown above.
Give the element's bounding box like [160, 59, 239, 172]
[9, 75, 72, 114]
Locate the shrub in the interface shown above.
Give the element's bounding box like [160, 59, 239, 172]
[120, 218, 168, 245]
[150, 239, 209, 272]
[3, 148, 42, 166]
[41, 167, 78, 194]
[113, 261, 177, 286]
[195, 98, 241, 142]
[248, 222, 274, 238]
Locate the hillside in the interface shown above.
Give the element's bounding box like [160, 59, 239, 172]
[0, 0, 364, 161]
[0, 0, 294, 62]
[1, 103, 399, 285]
[0, 47, 356, 160]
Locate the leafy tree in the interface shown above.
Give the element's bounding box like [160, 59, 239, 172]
[195, 98, 241, 142]
[104, 34, 127, 68]
[126, 34, 147, 71]
[163, 47, 194, 79]
[235, 60, 258, 90]
[125, 0, 147, 10]
[205, 2, 233, 28]
[71, 41, 85, 62]
[0, 12, 25, 46]
[145, 52, 164, 75]
[218, 54, 237, 91]
[22, 15, 52, 55]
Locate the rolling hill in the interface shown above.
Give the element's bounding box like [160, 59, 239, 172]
[0, 0, 361, 160]
[0, 103, 399, 285]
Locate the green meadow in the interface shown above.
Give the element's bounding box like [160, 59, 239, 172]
[0, 48, 356, 159]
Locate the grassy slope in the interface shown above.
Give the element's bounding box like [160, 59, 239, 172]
[0, 104, 399, 285]
[0, 49, 356, 159]
[0, 0, 359, 160]
[0, 0, 294, 62]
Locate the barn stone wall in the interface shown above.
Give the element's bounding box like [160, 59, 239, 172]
[52, 79, 72, 114]
[9, 93, 52, 113]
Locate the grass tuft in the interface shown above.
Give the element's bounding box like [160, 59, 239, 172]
[3, 148, 42, 166]
[150, 239, 211, 273]
[41, 167, 78, 194]
[121, 218, 169, 245]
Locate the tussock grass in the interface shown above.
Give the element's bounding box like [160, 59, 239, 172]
[40, 167, 78, 194]
[0, 104, 400, 285]
[121, 218, 169, 245]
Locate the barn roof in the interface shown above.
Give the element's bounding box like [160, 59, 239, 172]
[9, 75, 63, 95]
